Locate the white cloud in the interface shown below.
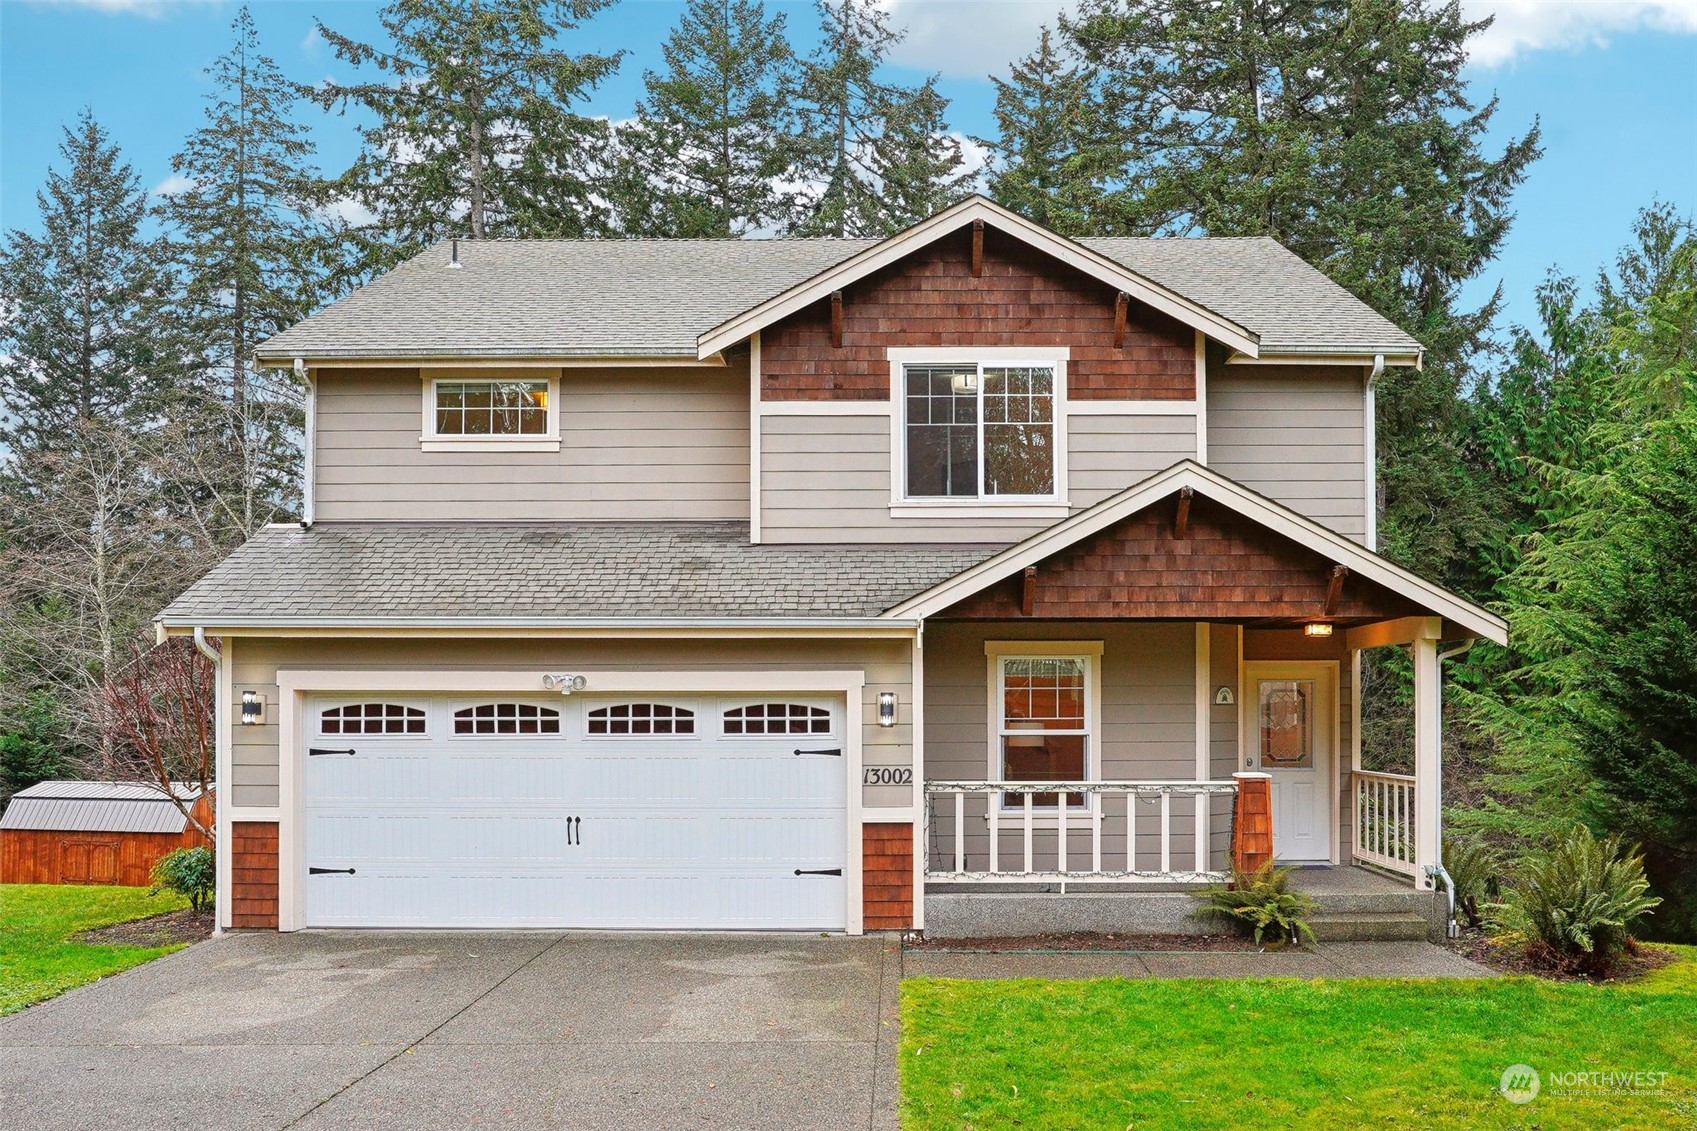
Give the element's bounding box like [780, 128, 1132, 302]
[301, 26, 323, 55]
[1464, 0, 1697, 66]
[319, 195, 377, 229]
[27, 0, 190, 15]
[151, 173, 195, 198]
[880, 0, 1076, 79]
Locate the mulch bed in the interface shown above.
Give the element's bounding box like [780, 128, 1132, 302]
[905, 931, 1267, 953]
[1447, 929, 1677, 983]
[75, 908, 216, 948]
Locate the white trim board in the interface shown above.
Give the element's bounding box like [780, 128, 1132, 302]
[696, 196, 1260, 359]
[883, 459, 1507, 644]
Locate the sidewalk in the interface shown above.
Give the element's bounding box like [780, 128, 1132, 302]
[901, 940, 1493, 980]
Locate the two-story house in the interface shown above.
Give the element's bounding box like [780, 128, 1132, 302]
[160, 197, 1504, 937]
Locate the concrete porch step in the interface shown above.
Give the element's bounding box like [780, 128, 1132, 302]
[1306, 911, 1430, 942]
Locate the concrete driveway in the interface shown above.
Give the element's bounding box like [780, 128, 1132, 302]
[0, 932, 901, 1131]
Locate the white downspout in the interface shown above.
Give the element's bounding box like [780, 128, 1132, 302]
[1365, 354, 1383, 551]
[297, 358, 315, 529]
[193, 627, 228, 937]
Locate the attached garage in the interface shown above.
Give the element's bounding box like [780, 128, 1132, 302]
[293, 686, 852, 930]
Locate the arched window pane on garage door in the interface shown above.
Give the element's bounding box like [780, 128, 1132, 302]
[320, 703, 426, 735]
[453, 703, 562, 735]
[586, 703, 695, 735]
[723, 703, 831, 735]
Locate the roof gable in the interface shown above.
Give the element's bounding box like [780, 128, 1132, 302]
[887, 461, 1507, 644]
[697, 196, 1261, 359]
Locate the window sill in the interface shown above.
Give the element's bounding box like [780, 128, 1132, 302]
[421, 437, 561, 453]
[890, 502, 1070, 521]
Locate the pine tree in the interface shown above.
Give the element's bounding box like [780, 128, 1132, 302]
[978, 27, 1111, 237]
[0, 112, 177, 455]
[308, 0, 624, 268]
[613, 0, 800, 238]
[1057, 0, 1542, 595]
[784, 0, 960, 237]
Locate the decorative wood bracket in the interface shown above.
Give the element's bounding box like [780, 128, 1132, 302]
[829, 290, 843, 348]
[1324, 564, 1350, 616]
[1113, 291, 1130, 349]
[1021, 565, 1037, 617]
[971, 219, 985, 277]
[1174, 486, 1194, 540]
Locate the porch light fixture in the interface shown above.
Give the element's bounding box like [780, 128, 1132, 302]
[1304, 623, 1334, 638]
[240, 690, 263, 725]
[877, 691, 898, 728]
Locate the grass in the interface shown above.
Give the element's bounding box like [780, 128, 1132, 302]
[0, 884, 190, 1014]
[901, 946, 1697, 1130]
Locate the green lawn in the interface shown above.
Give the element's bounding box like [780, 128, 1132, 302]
[902, 948, 1697, 1130]
[0, 884, 190, 1014]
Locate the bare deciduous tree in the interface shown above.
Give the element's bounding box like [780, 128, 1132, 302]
[99, 637, 216, 840]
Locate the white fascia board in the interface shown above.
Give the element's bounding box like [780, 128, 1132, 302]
[1227, 350, 1424, 370]
[254, 353, 726, 370]
[695, 197, 1261, 359]
[885, 459, 1507, 644]
[161, 616, 922, 634]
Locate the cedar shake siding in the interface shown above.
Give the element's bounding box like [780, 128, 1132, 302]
[760, 226, 1195, 402]
[313, 363, 751, 523]
[231, 821, 280, 928]
[1207, 366, 1369, 542]
[932, 495, 1423, 622]
[862, 823, 914, 930]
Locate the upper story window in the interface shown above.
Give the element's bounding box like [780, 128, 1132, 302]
[422, 374, 560, 452]
[904, 362, 1058, 500]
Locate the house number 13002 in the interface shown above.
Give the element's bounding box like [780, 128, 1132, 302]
[862, 767, 914, 786]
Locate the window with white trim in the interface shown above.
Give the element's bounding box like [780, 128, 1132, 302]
[453, 703, 561, 735]
[905, 363, 1056, 498]
[586, 703, 695, 736]
[997, 655, 1090, 807]
[320, 703, 425, 735]
[723, 702, 831, 735]
[433, 379, 550, 437]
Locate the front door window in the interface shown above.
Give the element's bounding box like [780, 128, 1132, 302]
[1258, 680, 1315, 769]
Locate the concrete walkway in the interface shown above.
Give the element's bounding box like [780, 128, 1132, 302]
[902, 939, 1495, 980]
[0, 932, 903, 1131]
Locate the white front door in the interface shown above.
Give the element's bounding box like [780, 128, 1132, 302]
[1241, 663, 1335, 863]
[300, 694, 847, 929]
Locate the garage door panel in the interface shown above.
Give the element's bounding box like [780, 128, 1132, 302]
[303, 693, 849, 930]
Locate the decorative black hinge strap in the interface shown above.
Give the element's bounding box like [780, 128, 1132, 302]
[308, 748, 356, 757]
[309, 867, 356, 875]
[794, 868, 843, 876]
[793, 748, 843, 757]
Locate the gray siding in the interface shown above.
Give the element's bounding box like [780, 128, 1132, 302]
[1207, 366, 1367, 541]
[759, 410, 1198, 544]
[314, 365, 751, 522]
[227, 636, 911, 811]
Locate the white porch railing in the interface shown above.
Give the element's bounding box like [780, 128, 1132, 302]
[1354, 770, 1418, 877]
[924, 780, 1240, 884]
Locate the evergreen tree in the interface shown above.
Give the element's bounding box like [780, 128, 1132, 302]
[1057, 0, 1542, 593]
[785, 0, 962, 237]
[978, 27, 1112, 237]
[0, 112, 176, 455]
[613, 0, 799, 237]
[308, 0, 624, 268]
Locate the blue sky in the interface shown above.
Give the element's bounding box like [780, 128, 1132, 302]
[2, 0, 1694, 334]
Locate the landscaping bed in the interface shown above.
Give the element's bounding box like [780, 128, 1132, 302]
[75, 906, 215, 948]
[905, 931, 1264, 953]
[1447, 929, 1678, 983]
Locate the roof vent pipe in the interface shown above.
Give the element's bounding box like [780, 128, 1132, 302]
[449, 237, 462, 269]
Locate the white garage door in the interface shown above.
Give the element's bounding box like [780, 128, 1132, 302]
[301, 694, 847, 929]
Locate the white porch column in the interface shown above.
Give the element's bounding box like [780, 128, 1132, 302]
[1412, 618, 1442, 890]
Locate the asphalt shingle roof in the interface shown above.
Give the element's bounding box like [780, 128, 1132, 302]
[158, 522, 1002, 623]
[255, 224, 1419, 362]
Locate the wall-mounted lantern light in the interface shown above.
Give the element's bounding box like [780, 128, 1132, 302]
[877, 691, 898, 728]
[240, 690, 264, 726]
[1303, 623, 1334, 638]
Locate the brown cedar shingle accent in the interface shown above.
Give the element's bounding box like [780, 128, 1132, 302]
[1232, 776, 1273, 873]
[231, 821, 279, 929]
[760, 227, 1195, 402]
[863, 823, 913, 930]
[934, 494, 1426, 622]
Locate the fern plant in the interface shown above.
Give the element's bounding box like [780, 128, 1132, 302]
[1192, 862, 1318, 946]
[1443, 836, 1502, 930]
[1496, 826, 1660, 973]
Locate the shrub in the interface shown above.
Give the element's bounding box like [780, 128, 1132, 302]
[1497, 826, 1661, 975]
[1192, 862, 1318, 946]
[150, 846, 215, 912]
[1443, 836, 1502, 930]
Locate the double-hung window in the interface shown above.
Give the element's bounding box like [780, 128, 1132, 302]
[423, 375, 560, 451]
[904, 362, 1058, 500]
[996, 653, 1093, 809]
